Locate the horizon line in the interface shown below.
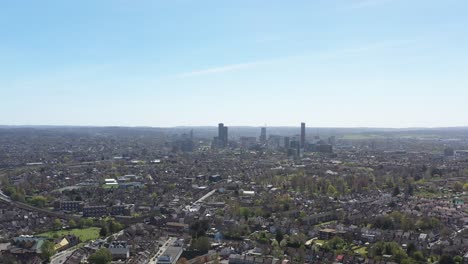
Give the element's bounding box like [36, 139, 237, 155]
[1, 124, 468, 130]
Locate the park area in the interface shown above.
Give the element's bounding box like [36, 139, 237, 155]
[37, 227, 100, 242]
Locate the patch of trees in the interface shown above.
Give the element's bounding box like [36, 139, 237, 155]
[3, 186, 25, 202]
[369, 241, 408, 263]
[88, 248, 112, 264]
[372, 211, 441, 231]
[322, 236, 348, 252]
[189, 220, 209, 238]
[40, 240, 56, 262]
[223, 224, 250, 240]
[29, 195, 48, 207]
[99, 218, 124, 237]
[191, 236, 210, 252]
[79, 218, 95, 228]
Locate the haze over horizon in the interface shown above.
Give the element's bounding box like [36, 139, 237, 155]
[1, 124, 468, 131]
[1, 0, 467, 127]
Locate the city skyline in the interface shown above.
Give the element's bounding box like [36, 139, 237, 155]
[1, 0, 468, 127]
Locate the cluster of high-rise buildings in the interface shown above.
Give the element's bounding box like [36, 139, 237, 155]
[212, 122, 333, 157]
[213, 123, 229, 148]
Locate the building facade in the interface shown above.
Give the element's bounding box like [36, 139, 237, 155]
[300, 122, 306, 148]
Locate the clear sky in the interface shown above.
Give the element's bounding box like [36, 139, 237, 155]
[1, 0, 467, 127]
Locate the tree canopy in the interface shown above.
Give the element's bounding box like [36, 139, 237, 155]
[88, 248, 113, 264]
[40, 240, 56, 262]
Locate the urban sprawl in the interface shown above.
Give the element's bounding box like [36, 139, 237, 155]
[0, 124, 467, 264]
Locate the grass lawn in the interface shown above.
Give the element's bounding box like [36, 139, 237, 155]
[414, 190, 443, 198]
[353, 246, 368, 256]
[102, 184, 119, 189]
[314, 220, 337, 227]
[314, 239, 326, 246]
[37, 227, 100, 242]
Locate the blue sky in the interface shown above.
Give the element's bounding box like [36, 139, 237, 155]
[1, 0, 467, 127]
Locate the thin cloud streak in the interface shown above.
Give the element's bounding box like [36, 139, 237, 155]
[318, 39, 415, 58]
[175, 39, 414, 78]
[351, 0, 395, 9]
[176, 61, 267, 78]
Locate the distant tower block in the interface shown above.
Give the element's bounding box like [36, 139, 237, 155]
[223, 126, 228, 147]
[217, 123, 228, 148]
[300, 122, 306, 148]
[260, 127, 267, 144]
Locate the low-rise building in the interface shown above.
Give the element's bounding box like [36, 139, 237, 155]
[8, 235, 48, 255]
[165, 222, 188, 233]
[209, 175, 221, 182]
[111, 204, 135, 216]
[83, 205, 108, 217]
[60, 201, 84, 212]
[107, 241, 130, 260]
[319, 228, 337, 240]
[157, 246, 183, 264]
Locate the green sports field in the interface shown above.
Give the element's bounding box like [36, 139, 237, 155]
[37, 227, 100, 242]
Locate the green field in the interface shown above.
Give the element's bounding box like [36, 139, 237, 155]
[37, 227, 100, 242]
[102, 184, 119, 189]
[314, 220, 337, 227]
[352, 246, 368, 256]
[314, 239, 326, 246]
[414, 189, 444, 198]
[313, 239, 367, 255]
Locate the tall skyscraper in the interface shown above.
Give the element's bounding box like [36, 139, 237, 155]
[218, 123, 224, 140]
[223, 126, 228, 147]
[300, 122, 306, 148]
[260, 127, 267, 144]
[217, 123, 228, 148]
